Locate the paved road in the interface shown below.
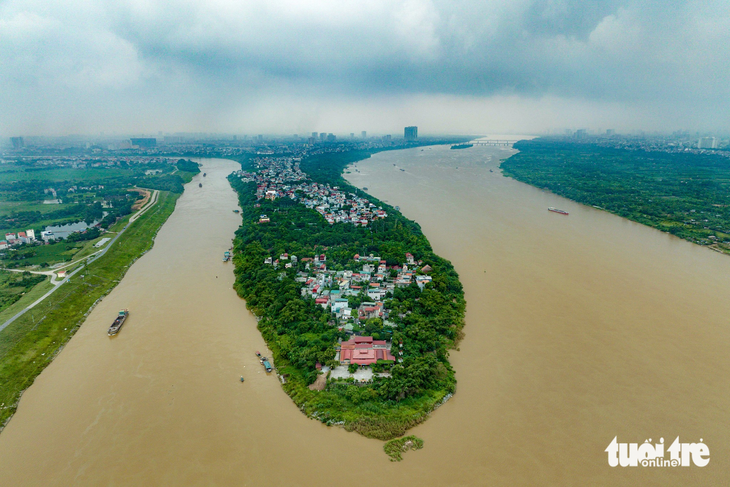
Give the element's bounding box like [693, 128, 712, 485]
[0, 191, 160, 333]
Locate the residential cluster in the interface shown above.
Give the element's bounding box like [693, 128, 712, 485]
[266, 251, 432, 336]
[237, 155, 388, 226]
[0, 229, 37, 250]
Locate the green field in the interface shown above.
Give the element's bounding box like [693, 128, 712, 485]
[0, 167, 134, 183]
[0, 272, 48, 316]
[0, 191, 179, 429]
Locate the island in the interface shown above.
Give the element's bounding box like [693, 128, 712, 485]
[228, 149, 466, 440]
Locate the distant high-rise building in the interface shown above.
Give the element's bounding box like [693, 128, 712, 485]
[327, 133, 336, 142]
[257, 135, 264, 142]
[320, 133, 326, 142]
[606, 129, 615, 136]
[574, 129, 587, 139]
[698, 137, 718, 149]
[10, 137, 24, 149]
[350, 133, 355, 138]
[361, 131, 367, 138]
[312, 132, 318, 138]
[130, 137, 156, 148]
[404, 126, 418, 141]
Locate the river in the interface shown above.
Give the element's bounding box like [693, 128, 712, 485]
[0, 150, 729, 485]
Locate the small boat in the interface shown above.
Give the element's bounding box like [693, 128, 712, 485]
[108, 309, 129, 336]
[223, 251, 231, 262]
[255, 351, 261, 357]
[400, 168, 405, 172]
[233, 209, 239, 213]
[262, 360, 273, 373]
[240, 376, 245, 382]
[363, 187, 368, 191]
[489, 169, 493, 172]
[199, 183, 202, 188]
[548, 207, 569, 215]
[203, 173, 207, 177]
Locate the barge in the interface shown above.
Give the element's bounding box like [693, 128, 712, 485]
[548, 207, 569, 215]
[108, 309, 129, 336]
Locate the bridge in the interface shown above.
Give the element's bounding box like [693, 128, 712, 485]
[470, 140, 520, 146]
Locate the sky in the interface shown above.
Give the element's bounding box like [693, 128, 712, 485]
[1, 0, 729, 137]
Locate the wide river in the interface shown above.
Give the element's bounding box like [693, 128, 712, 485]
[1, 148, 729, 485]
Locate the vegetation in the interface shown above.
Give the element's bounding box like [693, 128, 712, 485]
[0, 191, 179, 430]
[502, 139, 730, 254]
[0, 158, 197, 238]
[228, 150, 465, 440]
[0, 272, 47, 314]
[384, 435, 424, 461]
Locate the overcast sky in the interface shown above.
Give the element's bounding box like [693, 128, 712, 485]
[1, 0, 728, 136]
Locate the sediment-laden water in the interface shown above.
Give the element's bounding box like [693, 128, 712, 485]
[0, 150, 728, 485]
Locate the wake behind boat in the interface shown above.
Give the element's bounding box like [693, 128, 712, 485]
[548, 207, 569, 215]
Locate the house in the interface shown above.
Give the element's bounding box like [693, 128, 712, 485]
[406, 252, 415, 265]
[315, 297, 329, 308]
[416, 275, 433, 290]
[0, 241, 7, 250]
[259, 214, 270, 223]
[338, 336, 395, 365]
[331, 298, 349, 313]
[358, 302, 384, 320]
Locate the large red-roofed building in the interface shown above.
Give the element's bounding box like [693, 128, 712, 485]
[339, 336, 395, 365]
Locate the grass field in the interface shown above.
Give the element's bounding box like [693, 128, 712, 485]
[0, 167, 133, 183]
[0, 279, 54, 333]
[0, 190, 180, 429]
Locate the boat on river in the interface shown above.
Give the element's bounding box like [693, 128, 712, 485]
[108, 309, 129, 336]
[223, 251, 231, 262]
[548, 207, 569, 215]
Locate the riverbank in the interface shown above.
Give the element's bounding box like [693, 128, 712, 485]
[228, 149, 465, 441]
[501, 138, 730, 255]
[0, 190, 179, 430]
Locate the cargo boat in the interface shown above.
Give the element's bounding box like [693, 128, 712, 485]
[450, 143, 473, 150]
[108, 309, 129, 336]
[548, 207, 569, 215]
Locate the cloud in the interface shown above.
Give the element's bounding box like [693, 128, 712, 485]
[1, 0, 728, 135]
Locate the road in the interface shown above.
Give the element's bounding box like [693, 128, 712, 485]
[0, 190, 159, 333]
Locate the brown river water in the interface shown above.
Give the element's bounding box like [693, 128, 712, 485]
[1, 149, 729, 486]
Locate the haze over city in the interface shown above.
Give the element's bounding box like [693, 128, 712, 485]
[2, 0, 729, 136]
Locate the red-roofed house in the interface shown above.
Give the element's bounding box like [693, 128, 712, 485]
[339, 336, 395, 365]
